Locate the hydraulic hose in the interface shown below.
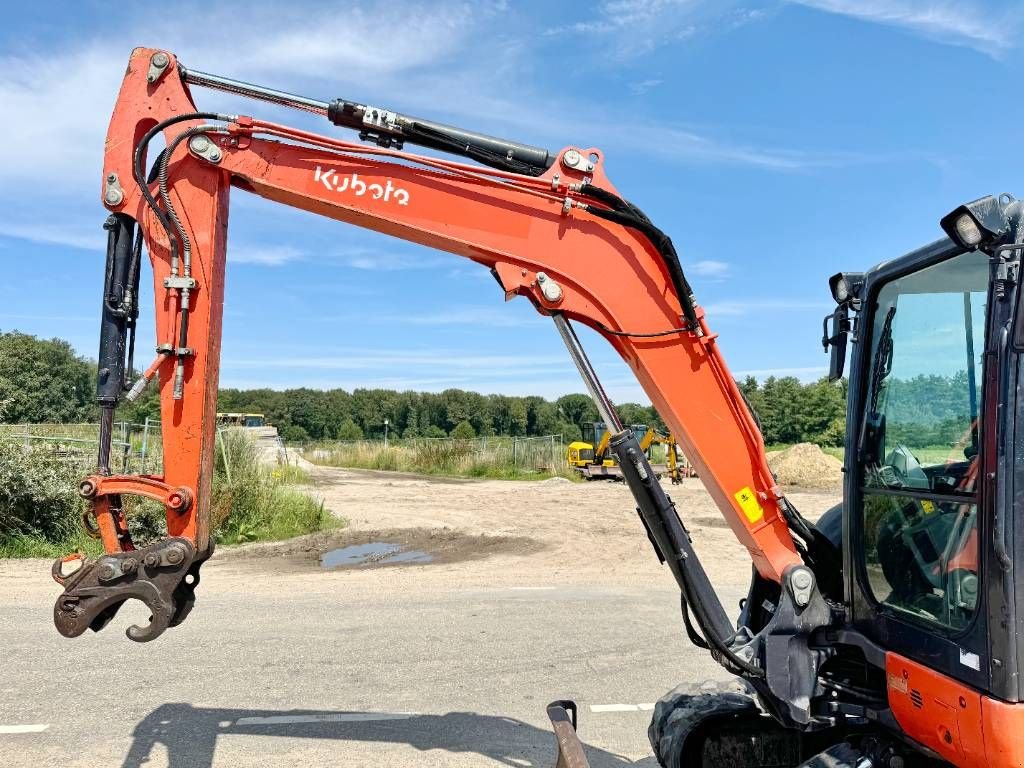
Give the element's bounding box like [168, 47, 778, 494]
[576, 184, 699, 331]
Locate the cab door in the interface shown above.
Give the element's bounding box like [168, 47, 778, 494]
[848, 243, 993, 692]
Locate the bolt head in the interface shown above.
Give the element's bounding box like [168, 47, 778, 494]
[207, 148, 222, 163]
[106, 173, 117, 183]
[189, 135, 211, 153]
[152, 52, 169, 67]
[166, 547, 184, 565]
[562, 149, 581, 168]
[104, 188, 124, 206]
[121, 558, 137, 574]
[98, 564, 116, 582]
[792, 569, 813, 590]
[144, 552, 160, 568]
[79, 480, 96, 498]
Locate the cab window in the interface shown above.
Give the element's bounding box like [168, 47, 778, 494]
[859, 250, 988, 631]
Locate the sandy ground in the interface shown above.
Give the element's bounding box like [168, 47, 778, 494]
[219, 466, 841, 590]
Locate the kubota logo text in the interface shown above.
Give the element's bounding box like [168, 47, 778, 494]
[313, 166, 410, 206]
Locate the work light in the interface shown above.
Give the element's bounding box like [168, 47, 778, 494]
[940, 195, 1010, 249]
[828, 272, 864, 305]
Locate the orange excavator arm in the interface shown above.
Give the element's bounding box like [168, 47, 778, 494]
[54, 48, 832, 727]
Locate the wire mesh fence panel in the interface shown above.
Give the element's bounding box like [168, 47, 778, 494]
[1, 421, 164, 475]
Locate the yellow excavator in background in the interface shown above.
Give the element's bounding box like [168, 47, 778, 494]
[567, 423, 687, 482]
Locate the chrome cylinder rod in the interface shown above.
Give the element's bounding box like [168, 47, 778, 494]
[182, 67, 329, 116]
[552, 314, 622, 432]
[97, 407, 114, 475]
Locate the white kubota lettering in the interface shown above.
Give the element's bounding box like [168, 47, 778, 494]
[312, 166, 410, 206]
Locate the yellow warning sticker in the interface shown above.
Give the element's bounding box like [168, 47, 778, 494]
[921, 500, 936, 515]
[734, 487, 764, 524]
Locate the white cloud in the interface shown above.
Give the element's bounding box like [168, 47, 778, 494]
[690, 260, 730, 279]
[629, 78, 664, 95]
[401, 307, 544, 328]
[229, 245, 304, 266]
[0, 220, 100, 251]
[788, 0, 1016, 55]
[190, 5, 476, 80]
[622, 124, 874, 170]
[335, 248, 452, 271]
[0, 2, 483, 195]
[0, 45, 121, 191]
[547, 0, 699, 56]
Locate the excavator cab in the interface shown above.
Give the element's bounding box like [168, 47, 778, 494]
[807, 195, 1024, 765]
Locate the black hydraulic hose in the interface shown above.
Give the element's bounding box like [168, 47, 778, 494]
[157, 124, 225, 399]
[680, 594, 710, 650]
[577, 183, 651, 224]
[132, 111, 227, 273]
[581, 184, 818, 557]
[577, 184, 699, 331]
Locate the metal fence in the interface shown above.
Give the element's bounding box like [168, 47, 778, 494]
[2, 419, 164, 474]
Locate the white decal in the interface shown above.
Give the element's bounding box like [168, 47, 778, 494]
[313, 166, 409, 206]
[959, 648, 981, 670]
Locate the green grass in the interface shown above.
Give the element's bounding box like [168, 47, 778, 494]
[0, 531, 104, 559]
[0, 429, 341, 558]
[210, 430, 342, 545]
[301, 438, 578, 481]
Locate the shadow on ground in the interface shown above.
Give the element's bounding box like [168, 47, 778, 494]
[122, 703, 658, 767]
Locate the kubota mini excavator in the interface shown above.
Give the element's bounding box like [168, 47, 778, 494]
[50, 48, 1024, 767]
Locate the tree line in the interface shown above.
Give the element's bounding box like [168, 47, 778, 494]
[3, 330, 851, 445]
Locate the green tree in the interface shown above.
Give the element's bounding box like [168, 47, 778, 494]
[554, 394, 598, 435]
[450, 419, 476, 439]
[336, 418, 364, 440]
[0, 332, 95, 423]
[280, 424, 309, 442]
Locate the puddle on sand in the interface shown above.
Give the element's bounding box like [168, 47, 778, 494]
[321, 542, 434, 569]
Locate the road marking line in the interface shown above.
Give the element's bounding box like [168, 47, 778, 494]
[589, 704, 656, 713]
[234, 713, 413, 726]
[0, 724, 50, 734]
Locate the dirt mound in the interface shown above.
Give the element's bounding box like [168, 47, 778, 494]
[768, 443, 843, 489]
[541, 476, 573, 485]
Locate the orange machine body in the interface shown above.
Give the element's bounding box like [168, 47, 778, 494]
[96, 47, 801, 581]
[886, 653, 1024, 767]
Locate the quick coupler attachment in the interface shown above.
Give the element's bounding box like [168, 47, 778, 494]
[52, 538, 209, 642]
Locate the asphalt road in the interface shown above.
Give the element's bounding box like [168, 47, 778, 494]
[0, 557, 743, 768]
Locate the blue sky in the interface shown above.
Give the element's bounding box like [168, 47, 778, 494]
[1, 0, 1021, 403]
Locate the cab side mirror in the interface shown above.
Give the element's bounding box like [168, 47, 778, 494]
[822, 304, 851, 382]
